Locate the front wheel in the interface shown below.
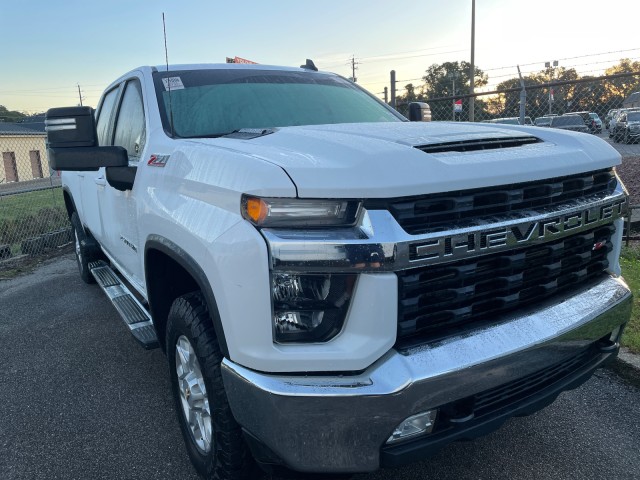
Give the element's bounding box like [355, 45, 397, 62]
[624, 131, 630, 144]
[166, 292, 256, 480]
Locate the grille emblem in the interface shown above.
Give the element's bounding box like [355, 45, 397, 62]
[592, 241, 607, 251]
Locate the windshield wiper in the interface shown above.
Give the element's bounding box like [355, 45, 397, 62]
[185, 128, 276, 140]
[221, 128, 276, 139]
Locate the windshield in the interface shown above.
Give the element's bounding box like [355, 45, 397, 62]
[552, 116, 584, 126]
[628, 112, 640, 122]
[153, 69, 402, 137]
[589, 113, 600, 119]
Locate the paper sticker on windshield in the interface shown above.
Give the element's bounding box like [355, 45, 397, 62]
[162, 77, 184, 91]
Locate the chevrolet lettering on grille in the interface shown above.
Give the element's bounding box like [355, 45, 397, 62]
[413, 197, 627, 262]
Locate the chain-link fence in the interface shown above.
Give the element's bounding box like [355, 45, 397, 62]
[421, 72, 638, 124]
[0, 123, 71, 265]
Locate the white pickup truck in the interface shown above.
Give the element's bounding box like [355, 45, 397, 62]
[46, 62, 632, 479]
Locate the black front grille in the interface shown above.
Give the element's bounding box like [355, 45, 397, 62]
[365, 169, 616, 235]
[432, 344, 600, 433]
[396, 225, 614, 346]
[472, 347, 594, 416]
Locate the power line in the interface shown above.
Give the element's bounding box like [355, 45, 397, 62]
[482, 47, 640, 72]
[361, 49, 468, 64]
[359, 44, 464, 61]
[0, 83, 105, 94]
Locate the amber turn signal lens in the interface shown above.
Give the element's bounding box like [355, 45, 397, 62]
[245, 197, 269, 224]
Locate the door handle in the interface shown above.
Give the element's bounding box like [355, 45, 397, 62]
[95, 176, 106, 186]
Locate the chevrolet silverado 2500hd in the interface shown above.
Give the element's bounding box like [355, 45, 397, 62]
[45, 62, 632, 479]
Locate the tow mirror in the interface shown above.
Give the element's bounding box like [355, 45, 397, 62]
[46, 106, 97, 148]
[408, 102, 432, 122]
[45, 106, 128, 171]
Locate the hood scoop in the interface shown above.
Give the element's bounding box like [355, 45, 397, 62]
[415, 135, 541, 154]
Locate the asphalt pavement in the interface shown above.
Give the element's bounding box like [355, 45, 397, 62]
[1, 254, 639, 480]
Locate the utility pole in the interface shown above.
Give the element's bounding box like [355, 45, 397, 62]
[448, 71, 459, 121]
[517, 65, 526, 125]
[390, 70, 396, 109]
[77, 84, 83, 106]
[350, 55, 358, 83]
[545, 60, 558, 115]
[469, 0, 476, 122]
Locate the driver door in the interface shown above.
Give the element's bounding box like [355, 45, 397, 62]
[99, 77, 147, 291]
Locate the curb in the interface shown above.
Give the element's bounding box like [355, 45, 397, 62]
[607, 347, 640, 388]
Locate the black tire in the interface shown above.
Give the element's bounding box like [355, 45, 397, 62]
[70, 212, 96, 284]
[624, 130, 630, 144]
[166, 292, 257, 480]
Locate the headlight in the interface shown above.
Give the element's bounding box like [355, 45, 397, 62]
[272, 273, 357, 343]
[242, 195, 361, 227]
[629, 125, 640, 132]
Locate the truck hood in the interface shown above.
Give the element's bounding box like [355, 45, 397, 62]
[186, 122, 621, 198]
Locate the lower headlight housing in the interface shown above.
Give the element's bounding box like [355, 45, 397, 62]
[272, 273, 357, 343]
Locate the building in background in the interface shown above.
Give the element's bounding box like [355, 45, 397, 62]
[0, 123, 50, 184]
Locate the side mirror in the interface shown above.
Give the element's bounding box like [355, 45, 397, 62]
[45, 106, 128, 171]
[46, 106, 98, 148]
[408, 102, 432, 122]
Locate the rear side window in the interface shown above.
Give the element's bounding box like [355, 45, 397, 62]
[96, 88, 119, 146]
[113, 80, 146, 161]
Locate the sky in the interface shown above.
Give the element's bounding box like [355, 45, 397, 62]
[1, 0, 639, 113]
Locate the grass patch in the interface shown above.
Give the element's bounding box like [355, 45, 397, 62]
[0, 188, 68, 251]
[0, 188, 65, 222]
[620, 246, 640, 354]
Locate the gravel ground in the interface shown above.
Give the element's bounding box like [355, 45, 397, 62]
[616, 155, 640, 205]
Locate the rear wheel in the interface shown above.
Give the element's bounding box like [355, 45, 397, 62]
[167, 292, 256, 480]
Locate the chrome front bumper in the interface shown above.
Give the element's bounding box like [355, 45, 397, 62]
[221, 275, 632, 473]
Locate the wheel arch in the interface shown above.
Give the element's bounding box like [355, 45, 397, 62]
[62, 186, 77, 220]
[144, 235, 229, 358]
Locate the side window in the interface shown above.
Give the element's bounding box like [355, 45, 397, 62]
[96, 88, 119, 146]
[113, 80, 146, 161]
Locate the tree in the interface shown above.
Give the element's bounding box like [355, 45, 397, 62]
[0, 105, 27, 123]
[492, 67, 582, 120]
[604, 58, 640, 99]
[418, 61, 488, 121]
[401, 83, 420, 103]
[422, 61, 488, 99]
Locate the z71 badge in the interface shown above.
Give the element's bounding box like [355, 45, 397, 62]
[147, 154, 170, 167]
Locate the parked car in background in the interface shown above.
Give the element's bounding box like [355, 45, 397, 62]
[589, 113, 603, 133]
[611, 110, 640, 143]
[609, 110, 623, 137]
[566, 111, 601, 133]
[550, 114, 590, 133]
[605, 109, 619, 129]
[535, 116, 553, 127]
[610, 108, 640, 138]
